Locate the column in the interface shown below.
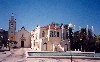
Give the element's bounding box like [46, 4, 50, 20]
[40, 40, 42, 51]
[53, 44, 55, 51]
[61, 25, 64, 41]
[48, 25, 50, 41]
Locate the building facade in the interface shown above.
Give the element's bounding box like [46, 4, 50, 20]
[15, 27, 31, 48]
[31, 23, 70, 51]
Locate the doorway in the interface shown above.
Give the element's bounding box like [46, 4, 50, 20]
[44, 42, 47, 51]
[21, 41, 24, 47]
[64, 44, 68, 51]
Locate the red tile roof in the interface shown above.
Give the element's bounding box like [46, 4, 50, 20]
[40, 23, 62, 30]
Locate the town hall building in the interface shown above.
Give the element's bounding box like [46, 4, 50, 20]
[31, 23, 71, 51]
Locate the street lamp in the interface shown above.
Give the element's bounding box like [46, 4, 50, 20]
[68, 23, 74, 62]
[68, 39, 72, 62]
[8, 39, 10, 51]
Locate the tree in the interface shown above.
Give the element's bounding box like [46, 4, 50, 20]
[96, 35, 100, 42]
[95, 35, 100, 53]
[72, 28, 96, 52]
[73, 31, 81, 51]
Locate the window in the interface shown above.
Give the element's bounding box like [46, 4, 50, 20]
[33, 36, 34, 38]
[11, 26, 13, 28]
[57, 32, 59, 37]
[11, 31, 13, 33]
[11, 24, 13, 28]
[34, 40, 35, 46]
[42, 31, 45, 37]
[66, 33, 68, 39]
[36, 34, 37, 39]
[50, 31, 53, 37]
[11, 24, 13, 25]
[54, 31, 56, 37]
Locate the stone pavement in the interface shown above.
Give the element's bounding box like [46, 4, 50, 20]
[0, 48, 27, 62]
[26, 58, 100, 62]
[0, 48, 100, 62]
[0, 51, 12, 61]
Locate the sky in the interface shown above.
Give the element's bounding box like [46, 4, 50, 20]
[0, 0, 100, 35]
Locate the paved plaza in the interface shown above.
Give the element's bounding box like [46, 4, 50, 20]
[0, 48, 100, 62]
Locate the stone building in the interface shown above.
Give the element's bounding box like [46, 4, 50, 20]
[15, 27, 31, 48]
[8, 14, 31, 48]
[31, 23, 70, 51]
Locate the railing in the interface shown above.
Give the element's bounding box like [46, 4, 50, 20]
[26, 51, 100, 58]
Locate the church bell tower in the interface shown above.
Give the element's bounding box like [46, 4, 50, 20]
[8, 13, 16, 41]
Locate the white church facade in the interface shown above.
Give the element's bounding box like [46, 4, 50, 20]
[15, 27, 31, 48]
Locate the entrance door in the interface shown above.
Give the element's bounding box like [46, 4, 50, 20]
[44, 43, 47, 51]
[21, 41, 24, 47]
[64, 44, 68, 51]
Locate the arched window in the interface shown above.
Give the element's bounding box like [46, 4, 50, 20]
[34, 40, 35, 46]
[42, 31, 45, 37]
[57, 32, 59, 37]
[36, 34, 37, 39]
[50, 31, 53, 37]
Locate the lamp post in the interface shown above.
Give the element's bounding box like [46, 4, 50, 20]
[1, 36, 4, 51]
[68, 23, 74, 62]
[69, 39, 72, 62]
[8, 39, 10, 51]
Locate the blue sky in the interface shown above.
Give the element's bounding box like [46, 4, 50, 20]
[0, 0, 100, 35]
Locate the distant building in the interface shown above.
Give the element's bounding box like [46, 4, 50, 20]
[15, 27, 31, 48]
[31, 23, 70, 51]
